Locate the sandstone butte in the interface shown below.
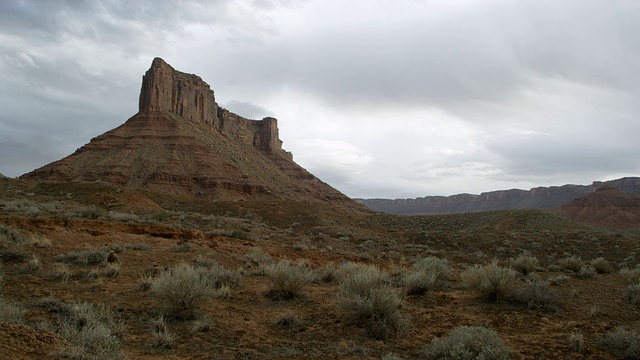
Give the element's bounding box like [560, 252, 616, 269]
[22, 58, 361, 209]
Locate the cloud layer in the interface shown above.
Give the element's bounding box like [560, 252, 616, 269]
[1, 0, 639, 198]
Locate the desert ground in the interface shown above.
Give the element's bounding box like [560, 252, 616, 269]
[2, 175, 640, 359]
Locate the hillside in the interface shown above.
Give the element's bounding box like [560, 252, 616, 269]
[358, 177, 640, 215]
[552, 187, 640, 228]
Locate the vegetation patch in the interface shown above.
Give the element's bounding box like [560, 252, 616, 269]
[462, 260, 517, 302]
[422, 325, 513, 359]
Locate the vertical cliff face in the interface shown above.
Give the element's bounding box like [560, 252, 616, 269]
[139, 58, 219, 126]
[138, 57, 285, 156]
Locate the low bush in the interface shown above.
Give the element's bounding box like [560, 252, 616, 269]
[620, 267, 640, 285]
[461, 260, 517, 302]
[264, 260, 314, 300]
[624, 284, 640, 304]
[404, 270, 437, 295]
[150, 316, 174, 349]
[57, 302, 125, 360]
[591, 257, 612, 274]
[558, 256, 584, 273]
[509, 254, 539, 275]
[0, 225, 28, 244]
[54, 248, 112, 266]
[412, 256, 451, 282]
[568, 332, 584, 353]
[0, 298, 27, 323]
[151, 262, 238, 318]
[511, 279, 559, 311]
[124, 243, 151, 251]
[598, 327, 640, 359]
[45, 263, 72, 281]
[338, 263, 405, 340]
[422, 325, 512, 359]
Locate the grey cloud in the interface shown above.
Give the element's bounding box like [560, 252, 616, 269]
[222, 100, 274, 119]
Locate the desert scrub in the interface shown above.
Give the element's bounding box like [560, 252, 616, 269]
[76, 205, 106, 219]
[57, 302, 125, 360]
[558, 255, 584, 273]
[412, 256, 451, 283]
[0, 298, 27, 323]
[568, 331, 584, 353]
[54, 248, 114, 266]
[598, 327, 640, 359]
[313, 262, 339, 284]
[509, 254, 539, 275]
[124, 243, 151, 251]
[624, 283, 640, 304]
[422, 325, 512, 360]
[45, 263, 72, 281]
[512, 279, 559, 311]
[0, 224, 28, 244]
[170, 241, 192, 253]
[18, 254, 41, 273]
[591, 257, 612, 274]
[620, 267, 640, 285]
[151, 263, 235, 318]
[461, 260, 517, 302]
[338, 264, 405, 340]
[150, 316, 174, 349]
[264, 260, 314, 300]
[403, 270, 437, 295]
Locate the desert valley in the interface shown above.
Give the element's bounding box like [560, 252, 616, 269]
[2, 59, 640, 360]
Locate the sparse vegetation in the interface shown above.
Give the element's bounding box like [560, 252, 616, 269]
[0, 298, 27, 323]
[598, 327, 640, 359]
[509, 254, 539, 275]
[338, 263, 405, 339]
[558, 255, 585, 273]
[422, 325, 512, 359]
[568, 331, 584, 353]
[591, 257, 612, 274]
[404, 269, 437, 295]
[54, 248, 112, 266]
[462, 260, 517, 302]
[620, 267, 640, 285]
[124, 243, 151, 251]
[511, 279, 559, 311]
[151, 316, 174, 349]
[264, 260, 314, 300]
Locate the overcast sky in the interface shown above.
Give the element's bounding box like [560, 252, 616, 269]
[1, 0, 639, 199]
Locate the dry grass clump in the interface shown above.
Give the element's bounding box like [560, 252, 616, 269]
[509, 254, 539, 275]
[620, 267, 640, 285]
[0, 298, 27, 323]
[568, 331, 584, 353]
[54, 248, 113, 266]
[170, 241, 192, 253]
[45, 263, 72, 281]
[512, 279, 559, 311]
[558, 256, 585, 273]
[624, 283, 640, 304]
[314, 262, 339, 284]
[124, 243, 151, 251]
[28, 234, 52, 248]
[244, 247, 273, 268]
[151, 316, 174, 349]
[404, 256, 451, 295]
[56, 302, 125, 360]
[18, 254, 41, 274]
[102, 262, 121, 278]
[598, 327, 640, 359]
[264, 260, 314, 300]
[152, 262, 237, 319]
[422, 325, 513, 359]
[338, 263, 405, 340]
[591, 257, 612, 274]
[461, 260, 517, 302]
[0, 224, 28, 244]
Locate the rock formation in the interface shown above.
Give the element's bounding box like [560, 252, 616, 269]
[357, 177, 640, 215]
[21, 58, 356, 207]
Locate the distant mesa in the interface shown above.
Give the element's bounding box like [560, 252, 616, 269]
[357, 177, 640, 215]
[21, 58, 358, 207]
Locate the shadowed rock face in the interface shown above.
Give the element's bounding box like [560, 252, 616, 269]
[22, 58, 356, 206]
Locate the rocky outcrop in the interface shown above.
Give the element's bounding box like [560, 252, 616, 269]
[357, 177, 640, 215]
[21, 58, 358, 208]
[139, 57, 286, 156]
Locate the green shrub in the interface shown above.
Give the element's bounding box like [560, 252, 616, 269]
[338, 264, 405, 340]
[461, 261, 517, 302]
[509, 254, 539, 275]
[591, 257, 612, 274]
[598, 327, 640, 359]
[422, 326, 512, 359]
[264, 260, 314, 300]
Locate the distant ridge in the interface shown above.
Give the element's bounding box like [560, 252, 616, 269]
[356, 177, 640, 215]
[21, 58, 362, 209]
[552, 187, 640, 228]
